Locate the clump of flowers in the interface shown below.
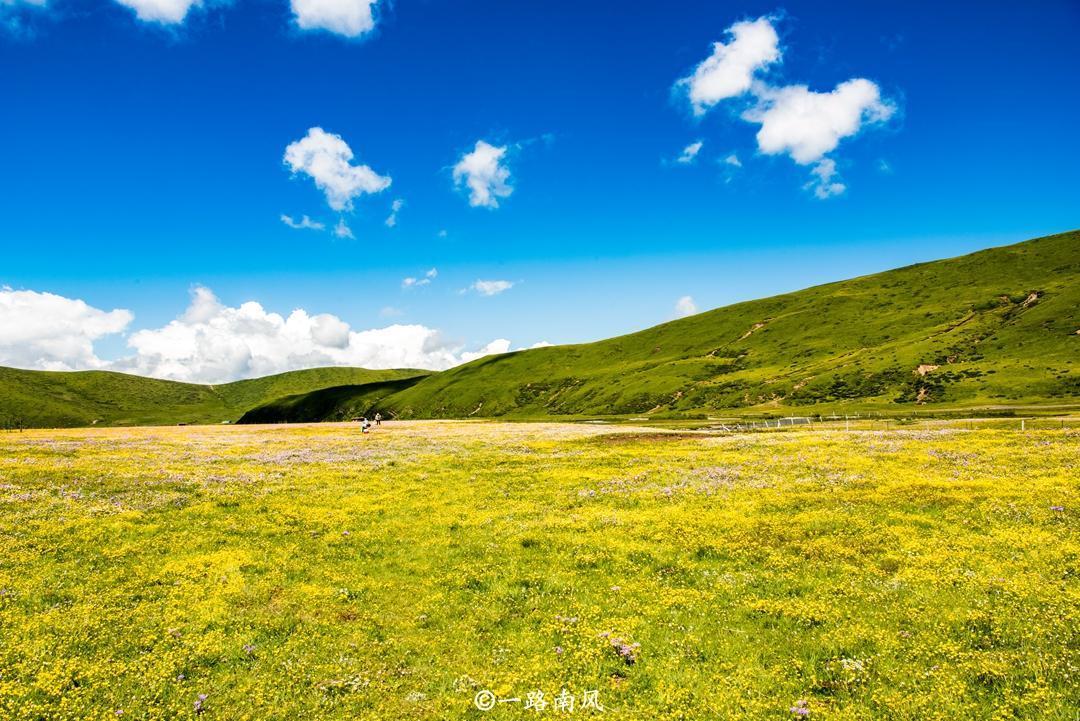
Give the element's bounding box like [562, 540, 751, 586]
[790, 699, 810, 717]
[193, 694, 208, 714]
[599, 631, 640, 664]
[818, 657, 871, 692]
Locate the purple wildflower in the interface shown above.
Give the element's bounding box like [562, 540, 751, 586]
[609, 636, 640, 664]
[1050, 505, 1065, 512]
[243, 643, 255, 655]
[194, 694, 208, 714]
[790, 699, 810, 717]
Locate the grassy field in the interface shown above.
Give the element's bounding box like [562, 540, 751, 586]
[1, 422, 1077, 720]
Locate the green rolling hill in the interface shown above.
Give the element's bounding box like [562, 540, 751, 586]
[0, 366, 428, 428]
[237, 376, 429, 424]
[243, 229, 1079, 422]
[3, 230, 1078, 427]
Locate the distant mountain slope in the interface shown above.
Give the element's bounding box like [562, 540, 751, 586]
[0, 367, 427, 428]
[237, 376, 428, 424]
[372, 230, 1078, 417]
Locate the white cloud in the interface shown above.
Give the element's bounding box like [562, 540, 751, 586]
[291, 0, 377, 38]
[804, 158, 846, 199]
[676, 141, 704, 164]
[723, 153, 742, 167]
[437, 229, 448, 238]
[678, 16, 781, 115]
[402, 268, 437, 289]
[453, 140, 513, 208]
[280, 214, 325, 231]
[333, 218, 355, 239]
[0, 286, 543, 383]
[112, 0, 200, 24]
[116, 286, 521, 382]
[675, 295, 698, 317]
[458, 338, 555, 363]
[676, 16, 897, 196]
[0, 288, 132, 371]
[284, 127, 391, 212]
[459, 338, 511, 363]
[385, 198, 404, 227]
[745, 78, 895, 165]
[467, 279, 514, 296]
[742, 78, 893, 198]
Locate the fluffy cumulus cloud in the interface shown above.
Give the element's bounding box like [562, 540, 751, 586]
[280, 214, 325, 231]
[0, 288, 132, 370]
[678, 16, 781, 115]
[677, 15, 896, 197]
[284, 127, 391, 212]
[112, 0, 200, 23]
[466, 279, 514, 296]
[458, 339, 552, 364]
[291, 0, 377, 38]
[402, 268, 437, 289]
[746, 78, 895, 165]
[115, 287, 520, 382]
[675, 295, 698, 317]
[0, 286, 550, 383]
[459, 338, 511, 363]
[676, 141, 704, 164]
[453, 140, 513, 208]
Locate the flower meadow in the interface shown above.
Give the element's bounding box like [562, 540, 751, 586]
[0, 422, 1076, 720]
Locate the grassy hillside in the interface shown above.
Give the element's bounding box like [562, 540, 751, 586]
[237, 376, 429, 424]
[373, 230, 1079, 418]
[0, 367, 427, 428]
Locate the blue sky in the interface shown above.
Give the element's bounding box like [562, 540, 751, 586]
[1, 0, 1078, 380]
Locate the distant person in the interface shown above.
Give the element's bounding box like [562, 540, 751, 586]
[361, 417, 371, 433]
[374, 412, 382, 426]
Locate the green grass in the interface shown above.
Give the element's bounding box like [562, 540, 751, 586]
[0, 366, 428, 428]
[237, 376, 429, 424]
[0, 422, 1076, 719]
